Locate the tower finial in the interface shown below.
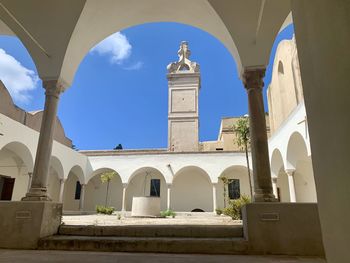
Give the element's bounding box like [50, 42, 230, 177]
[178, 41, 191, 60]
[167, 41, 200, 73]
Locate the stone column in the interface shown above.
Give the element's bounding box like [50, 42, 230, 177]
[212, 183, 217, 212]
[285, 169, 296, 203]
[22, 80, 65, 201]
[58, 179, 65, 203]
[243, 68, 275, 202]
[79, 184, 85, 211]
[121, 183, 127, 212]
[272, 177, 278, 200]
[167, 184, 171, 210]
[27, 172, 33, 192]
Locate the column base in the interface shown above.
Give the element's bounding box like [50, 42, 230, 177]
[0, 201, 62, 249]
[22, 187, 52, 201]
[253, 192, 278, 202]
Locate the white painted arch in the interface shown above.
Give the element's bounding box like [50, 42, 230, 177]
[0, 1, 292, 86]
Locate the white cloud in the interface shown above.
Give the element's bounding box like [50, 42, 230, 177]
[123, 61, 143, 70]
[91, 32, 132, 64]
[0, 49, 38, 103]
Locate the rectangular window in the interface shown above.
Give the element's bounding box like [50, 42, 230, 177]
[228, 179, 240, 200]
[150, 179, 161, 197]
[75, 181, 81, 200]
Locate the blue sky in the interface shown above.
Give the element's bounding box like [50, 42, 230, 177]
[0, 23, 294, 150]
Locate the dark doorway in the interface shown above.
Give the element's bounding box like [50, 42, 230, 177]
[0, 177, 15, 200]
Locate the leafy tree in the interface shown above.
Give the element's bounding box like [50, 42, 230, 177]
[233, 117, 253, 197]
[114, 144, 123, 150]
[100, 171, 116, 206]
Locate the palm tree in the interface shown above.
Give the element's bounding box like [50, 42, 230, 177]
[233, 117, 253, 198]
[100, 171, 116, 207]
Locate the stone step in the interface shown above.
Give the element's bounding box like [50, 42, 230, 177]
[38, 235, 249, 254]
[59, 225, 243, 238]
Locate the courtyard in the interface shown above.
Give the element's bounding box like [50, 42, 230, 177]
[62, 213, 239, 226]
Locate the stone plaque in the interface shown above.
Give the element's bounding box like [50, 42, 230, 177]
[15, 211, 32, 219]
[260, 212, 279, 221]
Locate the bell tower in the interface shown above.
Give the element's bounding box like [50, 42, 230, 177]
[167, 41, 200, 152]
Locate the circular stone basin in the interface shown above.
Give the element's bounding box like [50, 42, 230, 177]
[131, 196, 161, 217]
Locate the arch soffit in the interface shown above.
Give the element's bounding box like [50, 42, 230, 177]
[86, 167, 122, 185]
[0, 141, 34, 171]
[286, 131, 309, 170]
[128, 166, 166, 185]
[270, 148, 285, 177]
[172, 165, 212, 184]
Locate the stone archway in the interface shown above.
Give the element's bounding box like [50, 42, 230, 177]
[172, 166, 213, 212]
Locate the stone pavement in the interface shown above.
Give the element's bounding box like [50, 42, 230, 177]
[0, 250, 326, 263]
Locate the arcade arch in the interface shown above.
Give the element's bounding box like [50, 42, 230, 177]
[171, 166, 212, 212]
[47, 155, 64, 202]
[0, 142, 33, 201]
[85, 168, 123, 212]
[126, 167, 167, 211]
[286, 132, 316, 202]
[217, 165, 252, 209]
[63, 165, 84, 211]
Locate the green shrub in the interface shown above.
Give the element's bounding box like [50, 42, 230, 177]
[215, 208, 223, 215]
[222, 195, 251, 220]
[96, 205, 115, 215]
[160, 209, 176, 218]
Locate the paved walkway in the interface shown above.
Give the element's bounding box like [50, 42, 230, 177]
[62, 213, 240, 226]
[0, 250, 326, 263]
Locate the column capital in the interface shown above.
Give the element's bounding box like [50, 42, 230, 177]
[272, 177, 278, 183]
[242, 67, 266, 90]
[43, 79, 67, 98]
[285, 169, 296, 176]
[122, 183, 128, 188]
[166, 183, 172, 188]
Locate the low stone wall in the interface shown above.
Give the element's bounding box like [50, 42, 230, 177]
[242, 203, 324, 256]
[0, 201, 62, 249]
